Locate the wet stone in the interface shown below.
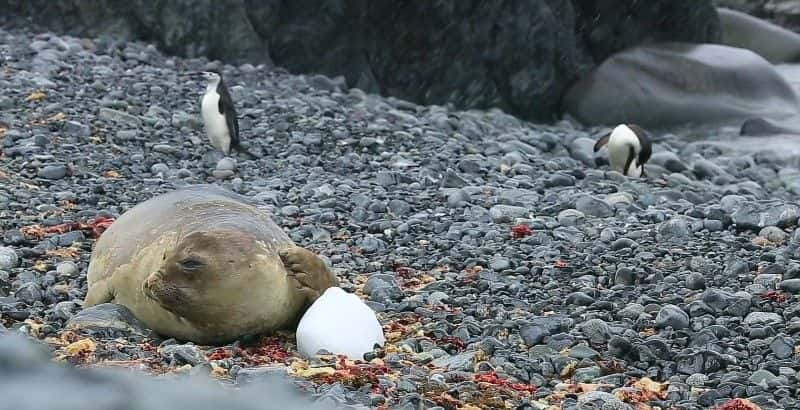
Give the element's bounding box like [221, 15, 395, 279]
[65, 303, 152, 340]
[655, 304, 690, 330]
[159, 344, 207, 367]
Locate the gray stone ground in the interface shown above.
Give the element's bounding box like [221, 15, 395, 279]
[1, 24, 799, 409]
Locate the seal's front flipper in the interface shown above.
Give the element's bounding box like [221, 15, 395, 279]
[83, 279, 114, 307]
[279, 246, 338, 303]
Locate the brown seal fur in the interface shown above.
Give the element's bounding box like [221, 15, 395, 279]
[83, 184, 338, 345]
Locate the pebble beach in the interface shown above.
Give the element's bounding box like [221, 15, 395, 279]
[1, 25, 800, 410]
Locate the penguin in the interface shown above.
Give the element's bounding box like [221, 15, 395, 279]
[197, 70, 255, 158]
[593, 123, 652, 177]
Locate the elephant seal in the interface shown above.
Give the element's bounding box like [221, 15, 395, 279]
[562, 42, 800, 129]
[717, 7, 800, 64]
[83, 184, 338, 345]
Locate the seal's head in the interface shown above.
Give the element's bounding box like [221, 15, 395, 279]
[141, 229, 270, 327]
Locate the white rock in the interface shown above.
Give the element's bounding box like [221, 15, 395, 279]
[296, 287, 385, 360]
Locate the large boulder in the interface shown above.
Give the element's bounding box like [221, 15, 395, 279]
[717, 7, 800, 63]
[0, 0, 720, 122]
[714, 0, 800, 33]
[561, 42, 800, 128]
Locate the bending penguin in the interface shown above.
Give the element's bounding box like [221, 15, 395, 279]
[197, 70, 256, 158]
[593, 123, 652, 177]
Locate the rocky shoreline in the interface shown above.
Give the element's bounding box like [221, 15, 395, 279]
[0, 0, 721, 123]
[1, 24, 800, 410]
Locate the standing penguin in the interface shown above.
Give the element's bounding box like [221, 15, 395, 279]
[197, 70, 255, 158]
[593, 123, 652, 177]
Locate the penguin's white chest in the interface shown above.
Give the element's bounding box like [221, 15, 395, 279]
[200, 91, 231, 154]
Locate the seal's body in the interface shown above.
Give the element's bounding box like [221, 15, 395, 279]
[84, 184, 337, 345]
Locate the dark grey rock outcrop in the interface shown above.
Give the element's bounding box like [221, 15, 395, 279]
[0, 0, 719, 122]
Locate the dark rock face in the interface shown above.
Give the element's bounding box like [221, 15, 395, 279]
[573, 0, 721, 62]
[358, 0, 577, 122]
[1, 0, 271, 63]
[0, 0, 720, 122]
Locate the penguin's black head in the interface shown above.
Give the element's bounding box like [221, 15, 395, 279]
[199, 71, 221, 83]
[180, 71, 220, 82]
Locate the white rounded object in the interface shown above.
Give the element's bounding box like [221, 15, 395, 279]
[296, 287, 385, 360]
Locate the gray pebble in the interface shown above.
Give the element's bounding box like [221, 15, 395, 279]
[658, 217, 690, 242]
[686, 272, 706, 290]
[759, 226, 787, 243]
[770, 336, 794, 359]
[611, 238, 637, 250]
[38, 164, 67, 179]
[150, 163, 169, 175]
[160, 344, 206, 366]
[558, 209, 585, 227]
[216, 157, 237, 171]
[63, 121, 91, 138]
[779, 278, 800, 293]
[55, 261, 79, 277]
[580, 318, 611, 344]
[0, 247, 20, 269]
[575, 195, 613, 218]
[427, 291, 449, 305]
[489, 205, 529, 223]
[66, 303, 151, 339]
[600, 228, 616, 243]
[655, 304, 690, 330]
[14, 282, 43, 304]
[614, 267, 636, 286]
[577, 391, 628, 409]
[744, 311, 784, 326]
[490, 257, 511, 271]
[52, 301, 80, 321]
[686, 373, 708, 387]
[754, 274, 782, 290]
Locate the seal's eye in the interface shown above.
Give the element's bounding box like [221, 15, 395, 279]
[179, 258, 205, 271]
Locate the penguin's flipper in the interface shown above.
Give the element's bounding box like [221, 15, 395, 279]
[593, 131, 611, 152]
[216, 77, 241, 148]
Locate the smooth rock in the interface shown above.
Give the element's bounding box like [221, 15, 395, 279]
[0, 247, 20, 269]
[65, 303, 152, 339]
[655, 304, 690, 330]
